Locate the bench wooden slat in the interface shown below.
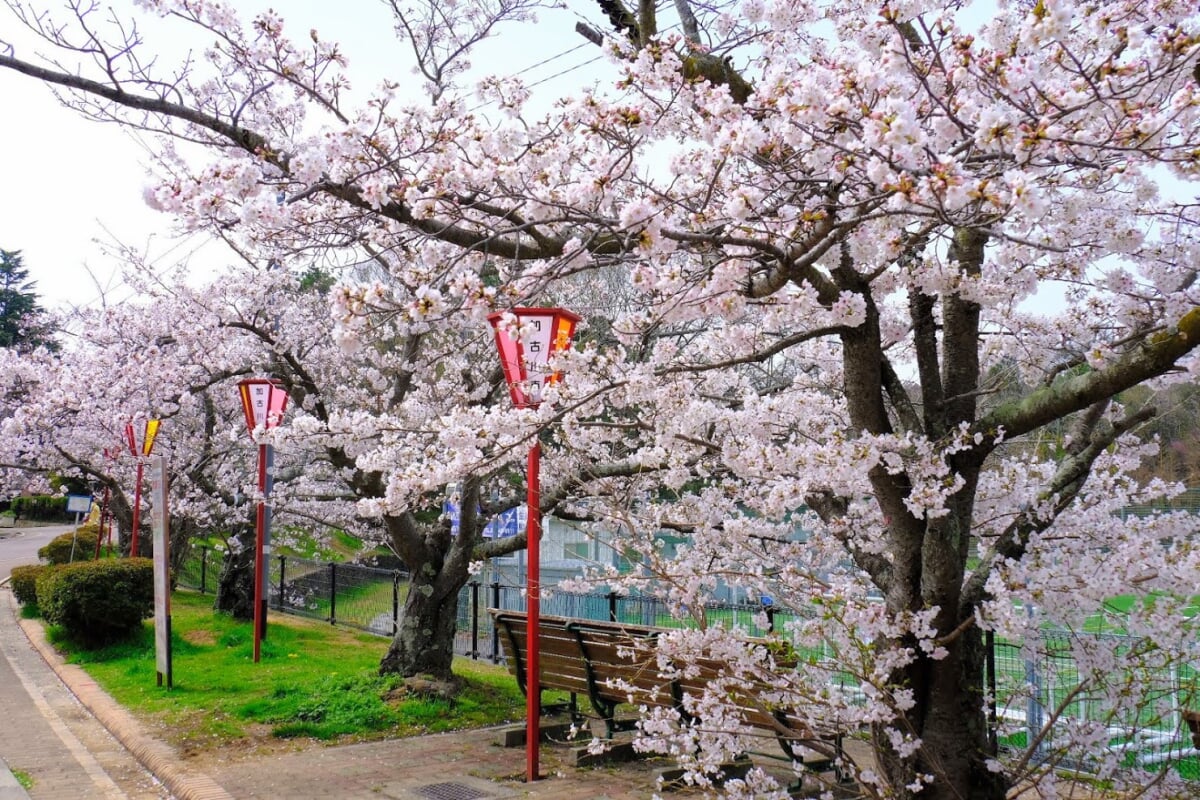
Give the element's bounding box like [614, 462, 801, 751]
[488, 608, 845, 776]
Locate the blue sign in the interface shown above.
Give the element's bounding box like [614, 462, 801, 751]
[444, 496, 461, 536]
[444, 483, 524, 538]
[483, 506, 524, 538]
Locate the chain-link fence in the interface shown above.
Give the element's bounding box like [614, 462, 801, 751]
[992, 630, 1200, 776]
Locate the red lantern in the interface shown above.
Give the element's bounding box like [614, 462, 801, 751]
[238, 378, 290, 437]
[487, 308, 581, 409]
[124, 419, 160, 558]
[236, 378, 290, 664]
[487, 306, 580, 783]
[125, 418, 160, 457]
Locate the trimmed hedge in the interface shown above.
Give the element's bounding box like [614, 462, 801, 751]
[37, 526, 100, 565]
[10, 495, 71, 522]
[37, 558, 154, 647]
[9, 564, 57, 606]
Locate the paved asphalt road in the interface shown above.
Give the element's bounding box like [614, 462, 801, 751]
[0, 524, 75, 582]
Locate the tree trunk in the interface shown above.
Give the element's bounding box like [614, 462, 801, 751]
[379, 571, 460, 679]
[107, 493, 133, 557]
[214, 526, 255, 619]
[877, 627, 1007, 800]
[169, 517, 197, 577]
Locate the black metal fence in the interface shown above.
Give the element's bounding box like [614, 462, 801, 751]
[175, 547, 1200, 775]
[176, 547, 778, 662]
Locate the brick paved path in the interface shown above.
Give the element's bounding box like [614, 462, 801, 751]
[196, 725, 676, 800]
[0, 592, 168, 800]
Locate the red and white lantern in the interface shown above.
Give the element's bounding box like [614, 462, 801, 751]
[487, 307, 581, 409]
[235, 378, 290, 664]
[238, 378, 289, 436]
[124, 418, 161, 559]
[487, 306, 580, 783]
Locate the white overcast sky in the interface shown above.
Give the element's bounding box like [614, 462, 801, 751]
[0, 1, 608, 311]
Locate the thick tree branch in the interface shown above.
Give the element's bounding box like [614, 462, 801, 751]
[976, 307, 1200, 445]
[806, 488, 893, 592]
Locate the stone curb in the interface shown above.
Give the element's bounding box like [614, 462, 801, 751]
[13, 601, 235, 800]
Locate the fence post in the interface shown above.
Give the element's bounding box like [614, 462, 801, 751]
[392, 572, 400, 635]
[329, 562, 337, 626]
[470, 581, 480, 660]
[199, 546, 208, 594]
[490, 581, 501, 663]
[607, 591, 618, 622]
[986, 630, 998, 752]
[277, 556, 286, 611]
[1025, 638, 1045, 761]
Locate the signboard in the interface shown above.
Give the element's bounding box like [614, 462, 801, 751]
[483, 506, 525, 539]
[443, 484, 523, 539]
[444, 483, 461, 536]
[242, 381, 274, 428]
[65, 494, 93, 515]
[149, 456, 172, 688]
[488, 308, 580, 408]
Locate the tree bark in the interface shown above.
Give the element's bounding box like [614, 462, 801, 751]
[379, 570, 460, 679]
[877, 626, 1007, 800]
[214, 525, 255, 619]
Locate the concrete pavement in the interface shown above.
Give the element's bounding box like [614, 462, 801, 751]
[0, 524, 74, 581]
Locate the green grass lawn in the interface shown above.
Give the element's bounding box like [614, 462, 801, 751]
[47, 589, 529, 754]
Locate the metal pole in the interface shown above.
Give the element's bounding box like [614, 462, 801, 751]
[105, 502, 114, 554]
[253, 442, 267, 663]
[263, 445, 275, 638]
[278, 555, 286, 611]
[526, 441, 541, 783]
[986, 630, 998, 753]
[130, 461, 145, 557]
[470, 581, 480, 660]
[392, 572, 400, 635]
[491, 581, 501, 663]
[329, 562, 338, 625]
[200, 546, 208, 594]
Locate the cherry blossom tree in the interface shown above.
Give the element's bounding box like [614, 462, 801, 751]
[0, 286, 252, 563]
[2, 1, 1200, 798]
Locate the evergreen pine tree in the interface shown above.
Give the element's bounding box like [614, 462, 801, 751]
[0, 250, 54, 350]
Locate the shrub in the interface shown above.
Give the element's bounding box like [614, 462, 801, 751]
[37, 558, 154, 647]
[10, 494, 70, 522]
[37, 526, 100, 565]
[9, 564, 57, 606]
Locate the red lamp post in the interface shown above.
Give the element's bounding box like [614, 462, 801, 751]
[124, 420, 160, 558]
[238, 378, 289, 664]
[487, 307, 580, 783]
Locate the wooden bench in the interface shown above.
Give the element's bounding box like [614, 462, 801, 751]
[490, 609, 846, 778]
